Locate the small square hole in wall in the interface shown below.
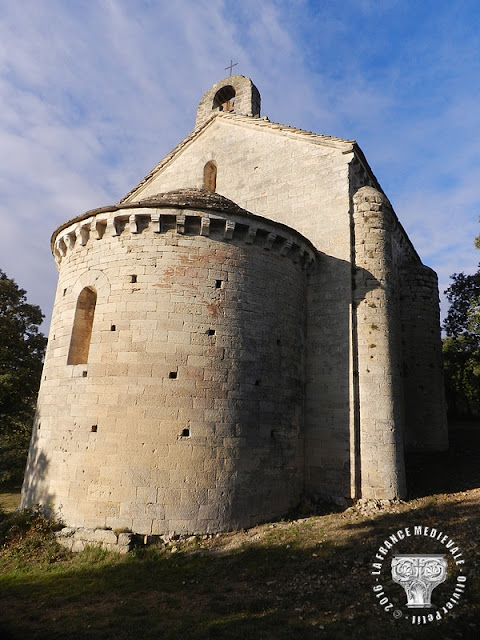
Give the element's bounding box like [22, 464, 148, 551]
[63, 288, 67, 296]
[82, 370, 87, 377]
[38, 423, 41, 431]
[130, 275, 137, 283]
[169, 371, 178, 379]
[91, 425, 98, 433]
[215, 279, 223, 289]
[111, 325, 116, 331]
[181, 427, 190, 437]
[255, 379, 261, 386]
[206, 329, 216, 336]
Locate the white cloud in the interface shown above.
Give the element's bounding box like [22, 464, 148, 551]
[0, 0, 479, 329]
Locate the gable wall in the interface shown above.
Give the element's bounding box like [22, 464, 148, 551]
[128, 119, 357, 501]
[126, 119, 352, 262]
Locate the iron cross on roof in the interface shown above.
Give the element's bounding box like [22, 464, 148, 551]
[225, 59, 238, 76]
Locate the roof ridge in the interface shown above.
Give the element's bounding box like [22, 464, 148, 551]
[215, 112, 356, 145]
[118, 115, 216, 204]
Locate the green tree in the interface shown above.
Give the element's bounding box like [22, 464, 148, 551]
[442, 267, 480, 417]
[442, 335, 480, 417]
[443, 268, 480, 340]
[0, 270, 47, 485]
[470, 232, 480, 333]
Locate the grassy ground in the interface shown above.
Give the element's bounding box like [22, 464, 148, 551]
[0, 423, 479, 639]
[0, 487, 21, 513]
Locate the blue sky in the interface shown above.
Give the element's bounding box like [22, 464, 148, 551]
[1, 0, 479, 330]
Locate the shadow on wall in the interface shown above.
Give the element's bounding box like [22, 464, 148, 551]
[406, 421, 480, 498]
[19, 435, 56, 518]
[18, 251, 382, 531]
[305, 253, 381, 503]
[223, 250, 383, 518]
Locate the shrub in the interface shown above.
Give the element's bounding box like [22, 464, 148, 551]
[0, 505, 66, 565]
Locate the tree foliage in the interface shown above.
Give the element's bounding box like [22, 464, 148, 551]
[443, 268, 480, 340]
[442, 266, 480, 417]
[442, 335, 480, 418]
[0, 270, 47, 485]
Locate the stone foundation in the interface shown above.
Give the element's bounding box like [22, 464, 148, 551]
[56, 527, 133, 554]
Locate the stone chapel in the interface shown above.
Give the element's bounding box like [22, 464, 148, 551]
[21, 76, 448, 536]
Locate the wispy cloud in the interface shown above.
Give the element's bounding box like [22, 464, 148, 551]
[0, 0, 479, 328]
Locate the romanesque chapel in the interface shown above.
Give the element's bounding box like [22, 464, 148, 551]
[21, 76, 447, 536]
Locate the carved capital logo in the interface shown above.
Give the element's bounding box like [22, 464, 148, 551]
[370, 525, 467, 625]
[391, 554, 447, 608]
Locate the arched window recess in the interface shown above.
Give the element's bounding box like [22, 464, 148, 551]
[203, 160, 217, 192]
[67, 287, 97, 365]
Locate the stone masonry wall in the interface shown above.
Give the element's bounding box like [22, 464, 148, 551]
[21, 195, 314, 535]
[120, 117, 356, 501]
[400, 265, 448, 451]
[126, 117, 353, 264]
[352, 186, 406, 499]
[21, 77, 448, 532]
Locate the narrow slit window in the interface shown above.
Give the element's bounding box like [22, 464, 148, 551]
[203, 161, 217, 192]
[67, 287, 97, 365]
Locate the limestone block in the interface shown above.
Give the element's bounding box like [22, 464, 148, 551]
[92, 529, 118, 544]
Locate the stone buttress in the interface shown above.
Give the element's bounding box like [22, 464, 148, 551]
[352, 186, 407, 499]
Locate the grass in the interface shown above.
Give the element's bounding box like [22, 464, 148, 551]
[0, 422, 479, 639]
[0, 486, 21, 513]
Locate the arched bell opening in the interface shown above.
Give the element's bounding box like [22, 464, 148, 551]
[213, 85, 236, 112]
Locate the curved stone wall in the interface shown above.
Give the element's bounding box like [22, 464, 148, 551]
[400, 264, 448, 451]
[352, 186, 406, 500]
[21, 190, 315, 535]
